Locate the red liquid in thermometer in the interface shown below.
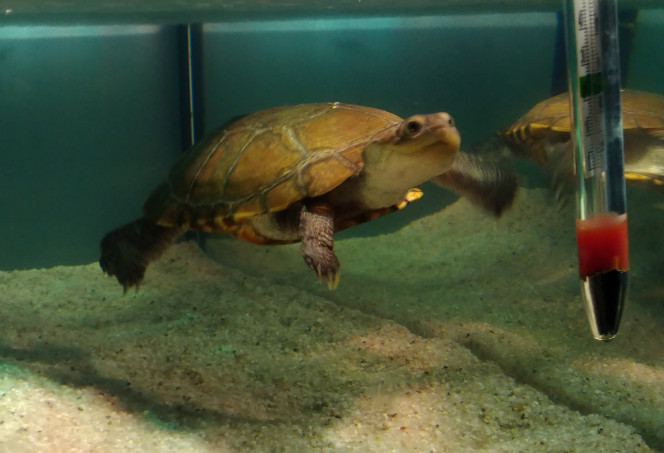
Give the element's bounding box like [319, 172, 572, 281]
[576, 213, 629, 279]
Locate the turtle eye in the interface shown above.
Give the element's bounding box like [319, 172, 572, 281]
[404, 119, 422, 136]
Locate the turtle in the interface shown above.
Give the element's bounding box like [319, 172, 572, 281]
[484, 89, 664, 198]
[100, 102, 517, 291]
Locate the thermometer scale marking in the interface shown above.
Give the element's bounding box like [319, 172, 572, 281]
[574, 0, 605, 177]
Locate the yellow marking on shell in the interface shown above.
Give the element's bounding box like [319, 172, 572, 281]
[213, 215, 226, 227]
[178, 207, 192, 230]
[213, 213, 237, 231]
[516, 125, 529, 143]
[505, 123, 549, 146]
[232, 196, 265, 221]
[625, 172, 663, 185]
[195, 214, 215, 232]
[527, 123, 554, 139]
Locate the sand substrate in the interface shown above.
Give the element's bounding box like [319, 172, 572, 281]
[0, 188, 662, 452]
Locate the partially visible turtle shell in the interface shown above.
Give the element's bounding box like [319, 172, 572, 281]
[144, 103, 403, 238]
[501, 89, 664, 188]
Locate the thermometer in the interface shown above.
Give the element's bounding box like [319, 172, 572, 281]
[564, 0, 628, 341]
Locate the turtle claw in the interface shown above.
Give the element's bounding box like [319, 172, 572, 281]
[122, 282, 141, 295]
[303, 253, 340, 289]
[314, 265, 340, 290]
[326, 269, 341, 290]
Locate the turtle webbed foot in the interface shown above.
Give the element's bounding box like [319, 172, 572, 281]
[100, 249, 146, 294]
[99, 218, 180, 292]
[431, 152, 518, 217]
[100, 222, 150, 292]
[299, 204, 341, 289]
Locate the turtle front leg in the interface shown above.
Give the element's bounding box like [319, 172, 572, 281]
[298, 203, 340, 289]
[100, 218, 181, 293]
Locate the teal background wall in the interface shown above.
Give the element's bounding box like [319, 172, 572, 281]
[202, 14, 557, 145]
[0, 10, 662, 270]
[0, 26, 182, 269]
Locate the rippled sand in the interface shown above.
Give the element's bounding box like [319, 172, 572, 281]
[0, 188, 661, 452]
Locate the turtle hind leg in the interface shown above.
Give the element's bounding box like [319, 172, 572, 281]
[431, 152, 518, 217]
[99, 218, 181, 292]
[298, 204, 340, 289]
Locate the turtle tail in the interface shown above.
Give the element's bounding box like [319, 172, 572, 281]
[99, 218, 182, 292]
[431, 152, 518, 217]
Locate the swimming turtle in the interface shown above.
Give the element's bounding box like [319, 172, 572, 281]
[100, 102, 517, 291]
[490, 89, 664, 197]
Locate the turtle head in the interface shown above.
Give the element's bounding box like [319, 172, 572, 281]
[364, 112, 461, 186]
[392, 112, 461, 155]
[357, 112, 462, 209]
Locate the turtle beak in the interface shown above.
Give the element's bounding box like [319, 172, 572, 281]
[421, 112, 460, 152]
[433, 122, 461, 152]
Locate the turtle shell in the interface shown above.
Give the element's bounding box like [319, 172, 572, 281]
[502, 89, 664, 186]
[506, 90, 664, 139]
[143, 103, 403, 238]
